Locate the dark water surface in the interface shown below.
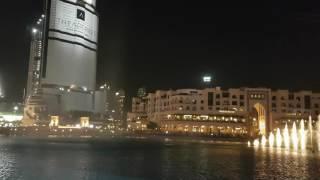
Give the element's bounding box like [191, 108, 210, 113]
[0, 137, 319, 180]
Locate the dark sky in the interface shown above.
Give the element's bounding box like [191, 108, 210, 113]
[1, 0, 320, 102]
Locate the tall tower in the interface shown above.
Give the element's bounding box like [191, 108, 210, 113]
[41, 0, 99, 115]
[26, 17, 45, 100]
[23, 15, 48, 126]
[23, 0, 99, 125]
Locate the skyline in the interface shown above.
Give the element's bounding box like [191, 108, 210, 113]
[1, 0, 320, 102]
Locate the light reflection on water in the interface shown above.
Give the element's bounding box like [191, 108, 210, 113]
[0, 139, 16, 179]
[253, 147, 320, 180]
[0, 137, 319, 180]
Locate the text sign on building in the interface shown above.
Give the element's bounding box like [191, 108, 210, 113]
[50, 0, 98, 44]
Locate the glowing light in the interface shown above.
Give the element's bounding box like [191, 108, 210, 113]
[308, 116, 313, 150]
[269, 132, 274, 147]
[276, 128, 282, 147]
[13, 106, 18, 111]
[261, 135, 267, 147]
[218, 110, 235, 114]
[32, 28, 38, 34]
[317, 115, 320, 151]
[0, 115, 23, 122]
[253, 139, 259, 147]
[203, 76, 212, 83]
[248, 141, 251, 147]
[283, 123, 290, 148]
[292, 122, 299, 150]
[300, 120, 306, 150]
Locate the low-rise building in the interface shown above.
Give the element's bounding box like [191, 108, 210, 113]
[128, 87, 320, 137]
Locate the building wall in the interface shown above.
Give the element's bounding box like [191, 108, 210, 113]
[128, 87, 320, 136]
[42, 88, 94, 115]
[94, 90, 107, 114]
[92, 87, 126, 122]
[26, 29, 43, 99]
[41, 0, 99, 114]
[43, 40, 97, 90]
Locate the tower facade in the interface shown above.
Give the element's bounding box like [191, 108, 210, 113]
[26, 27, 43, 99]
[23, 0, 99, 125]
[23, 15, 48, 126]
[41, 0, 99, 115]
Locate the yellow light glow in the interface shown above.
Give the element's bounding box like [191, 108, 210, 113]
[292, 122, 298, 150]
[283, 124, 290, 148]
[276, 128, 282, 147]
[300, 120, 306, 150]
[253, 139, 259, 147]
[261, 135, 267, 147]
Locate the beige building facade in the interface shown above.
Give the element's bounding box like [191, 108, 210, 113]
[128, 87, 320, 137]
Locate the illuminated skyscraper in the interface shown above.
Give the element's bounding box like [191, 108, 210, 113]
[23, 0, 99, 125]
[26, 21, 44, 99]
[23, 15, 47, 125]
[41, 0, 99, 114]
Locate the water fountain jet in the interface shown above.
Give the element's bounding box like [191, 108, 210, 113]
[300, 119, 306, 150]
[276, 128, 282, 147]
[317, 115, 320, 151]
[253, 139, 260, 147]
[249, 115, 320, 153]
[308, 116, 313, 151]
[292, 122, 299, 150]
[283, 123, 290, 148]
[261, 135, 267, 147]
[269, 132, 275, 147]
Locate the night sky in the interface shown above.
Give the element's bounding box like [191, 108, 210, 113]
[1, 0, 320, 102]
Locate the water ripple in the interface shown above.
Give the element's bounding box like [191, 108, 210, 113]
[0, 137, 319, 180]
